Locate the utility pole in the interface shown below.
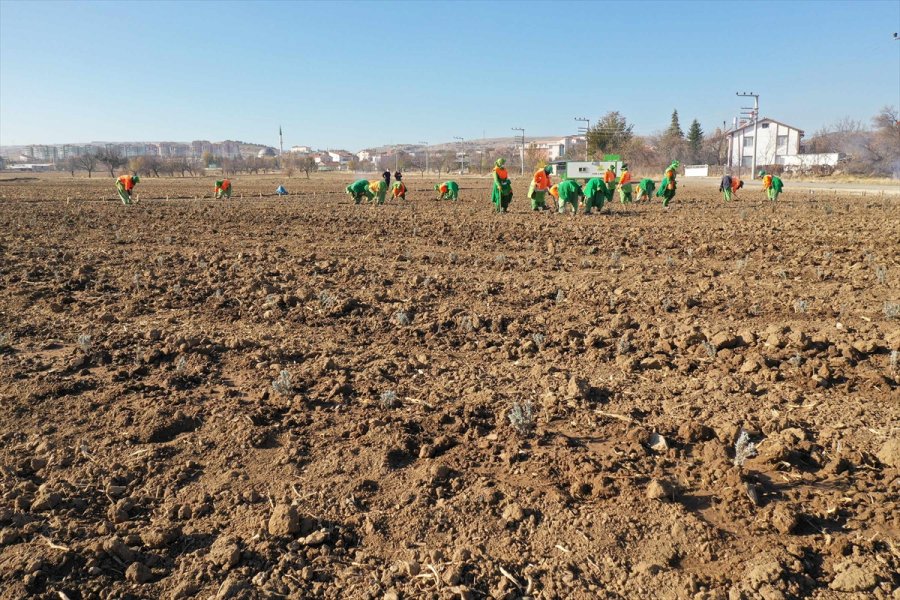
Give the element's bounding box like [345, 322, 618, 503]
[575, 117, 590, 160]
[511, 127, 525, 175]
[453, 136, 464, 174]
[419, 141, 428, 174]
[279, 125, 283, 168]
[736, 92, 759, 179]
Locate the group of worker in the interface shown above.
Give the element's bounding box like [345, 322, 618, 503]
[518, 160, 680, 215]
[113, 163, 783, 208]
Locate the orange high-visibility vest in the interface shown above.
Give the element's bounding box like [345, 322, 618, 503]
[494, 167, 509, 180]
[533, 169, 550, 190]
[118, 175, 135, 191]
[618, 171, 632, 185]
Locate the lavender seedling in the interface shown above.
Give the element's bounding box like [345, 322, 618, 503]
[379, 390, 399, 409]
[875, 265, 887, 285]
[318, 290, 336, 310]
[77, 334, 92, 354]
[507, 401, 535, 436]
[793, 299, 809, 314]
[393, 310, 411, 326]
[733, 430, 758, 467]
[884, 302, 900, 320]
[702, 340, 717, 359]
[271, 370, 293, 397]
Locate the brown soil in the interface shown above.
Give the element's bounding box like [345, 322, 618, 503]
[0, 175, 898, 600]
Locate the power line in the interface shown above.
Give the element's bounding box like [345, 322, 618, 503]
[511, 128, 525, 175]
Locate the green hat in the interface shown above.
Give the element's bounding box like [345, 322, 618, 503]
[132, 175, 140, 183]
[495, 158, 506, 167]
[622, 164, 629, 170]
[669, 160, 680, 170]
[433, 184, 439, 190]
[543, 165, 552, 174]
[758, 170, 766, 176]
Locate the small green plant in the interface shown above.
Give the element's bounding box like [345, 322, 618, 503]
[175, 355, 187, 373]
[531, 333, 545, 349]
[393, 310, 411, 326]
[507, 401, 535, 436]
[666, 256, 676, 268]
[0, 332, 10, 351]
[884, 302, 900, 320]
[889, 350, 898, 376]
[379, 390, 399, 408]
[734, 258, 748, 272]
[555, 289, 565, 303]
[875, 265, 887, 285]
[617, 336, 632, 355]
[318, 290, 336, 310]
[272, 370, 293, 397]
[788, 353, 803, 368]
[793, 299, 809, 314]
[733, 430, 758, 467]
[77, 334, 92, 353]
[610, 249, 622, 269]
[702, 341, 717, 359]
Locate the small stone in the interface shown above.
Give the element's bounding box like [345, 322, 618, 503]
[566, 376, 590, 400]
[209, 536, 241, 568]
[0, 528, 19, 545]
[646, 478, 674, 501]
[125, 562, 152, 584]
[102, 536, 136, 563]
[299, 529, 328, 546]
[142, 526, 181, 548]
[502, 503, 526, 523]
[770, 504, 798, 534]
[649, 433, 669, 453]
[431, 464, 451, 481]
[268, 504, 300, 536]
[384, 590, 400, 600]
[829, 564, 877, 592]
[31, 489, 61, 512]
[876, 437, 900, 468]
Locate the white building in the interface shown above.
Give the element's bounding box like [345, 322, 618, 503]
[727, 118, 804, 169]
[290, 145, 312, 154]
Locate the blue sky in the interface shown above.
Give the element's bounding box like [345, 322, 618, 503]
[1, 0, 898, 150]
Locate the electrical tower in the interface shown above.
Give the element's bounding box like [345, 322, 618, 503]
[511, 128, 525, 175]
[736, 92, 759, 179]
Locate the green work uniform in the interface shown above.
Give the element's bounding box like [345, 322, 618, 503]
[636, 178, 655, 201]
[347, 179, 374, 204]
[556, 179, 583, 214]
[583, 178, 608, 213]
[768, 176, 783, 201]
[491, 164, 513, 213]
[437, 181, 459, 200]
[370, 180, 388, 205]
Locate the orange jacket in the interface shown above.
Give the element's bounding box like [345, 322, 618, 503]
[618, 171, 632, 186]
[603, 170, 616, 183]
[494, 166, 509, 180]
[118, 175, 135, 191]
[731, 178, 742, 193]
[762, 174, 773, 189]
[439, 183, 448, 194]
[532, 169, 550, 190]
[549, 184, 559, 198]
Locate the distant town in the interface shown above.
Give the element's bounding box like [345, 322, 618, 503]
[0, 136, 586, 174]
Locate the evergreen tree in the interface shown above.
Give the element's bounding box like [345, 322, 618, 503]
[586, 111, 634, 157]
[667, 109, 684, 139]
[687, 119, 703, 162]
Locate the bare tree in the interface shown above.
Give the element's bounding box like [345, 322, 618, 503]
[97, 147, 126, 176]
[143, 155, 162, 177]
[300, 156, 316, 178]
[75, 152, 99, 178]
